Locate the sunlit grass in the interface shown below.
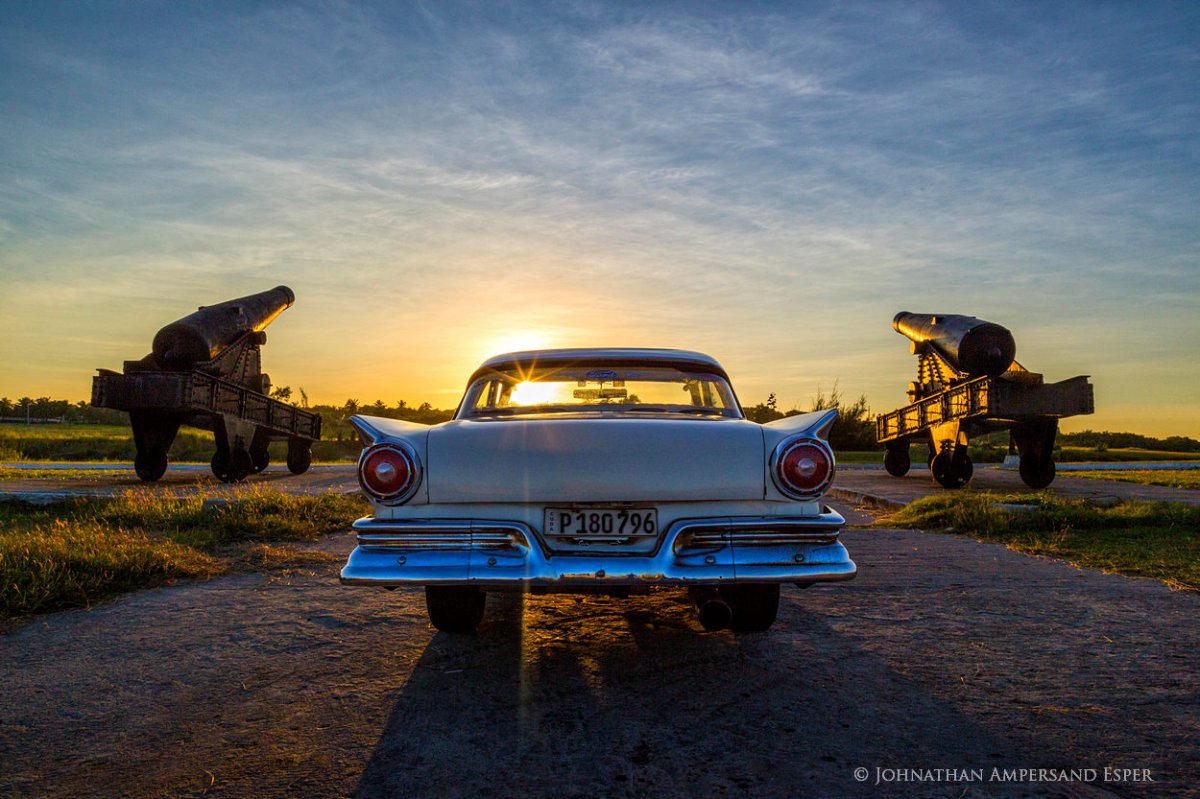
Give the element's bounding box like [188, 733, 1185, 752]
[834, 451, 887, 464]
[0, 424, 363, 463]
[0, 520, 223, 618]
[0, 489, 366, 618]
[1067, 469, 1200, 491]
[0, 467, 112, 481]
[835, 447, 1200, 467]
[1059, 447, 1200, 463]
[882, 493, 1200, 591]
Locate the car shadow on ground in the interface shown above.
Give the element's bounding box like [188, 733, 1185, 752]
[350, 588, 1085, 799]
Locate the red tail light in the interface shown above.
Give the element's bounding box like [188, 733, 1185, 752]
[358, 443, 420, 504]
[771, 438, 835, 499]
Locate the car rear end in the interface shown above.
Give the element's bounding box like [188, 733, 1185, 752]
[340, 350, 856, 632]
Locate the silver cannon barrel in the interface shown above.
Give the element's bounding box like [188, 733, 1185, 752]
[893, 311, 1016, 378]
[152, 285, 295, 369]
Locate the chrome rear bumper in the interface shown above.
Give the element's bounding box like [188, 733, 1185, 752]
[339, 509, 855, 587]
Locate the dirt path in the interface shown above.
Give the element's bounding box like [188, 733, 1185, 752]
[1, 504, 1196, 798]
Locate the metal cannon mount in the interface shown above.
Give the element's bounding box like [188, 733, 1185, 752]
[876, 312, 1094, 489]
[92, 286, 321, 483]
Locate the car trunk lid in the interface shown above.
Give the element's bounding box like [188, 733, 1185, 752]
[426, 416, 765, 503]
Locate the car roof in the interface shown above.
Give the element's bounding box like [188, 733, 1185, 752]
[472, 348, 730, 380]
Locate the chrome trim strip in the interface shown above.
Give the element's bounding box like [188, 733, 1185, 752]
[681, 531, 840, 547]
[353, 518, 531, 550]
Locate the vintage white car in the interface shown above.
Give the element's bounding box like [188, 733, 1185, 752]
[340, 348, 855, 632]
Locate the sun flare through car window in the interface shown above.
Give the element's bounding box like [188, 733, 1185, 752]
[461, 365, 741, 418]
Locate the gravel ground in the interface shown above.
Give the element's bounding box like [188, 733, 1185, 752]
[1, 504, 1196, 799]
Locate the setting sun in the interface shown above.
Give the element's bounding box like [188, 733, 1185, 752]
[508, 380, 562, 406]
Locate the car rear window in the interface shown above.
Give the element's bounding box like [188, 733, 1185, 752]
[459, 365, 742, 419]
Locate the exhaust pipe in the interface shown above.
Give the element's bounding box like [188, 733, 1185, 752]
[690, 588, 732, 630]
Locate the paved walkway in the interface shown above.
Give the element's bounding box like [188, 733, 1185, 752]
[4, 516, 1197, 798]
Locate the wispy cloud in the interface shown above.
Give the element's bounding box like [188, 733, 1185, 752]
[0, 1, 1196, 432]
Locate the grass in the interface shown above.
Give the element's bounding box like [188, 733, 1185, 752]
[0, 488, 366, 619]
[840, 446, 1200, 468]
[1067, 469, 1200, 491]
[1059, 447, 1200, 463]
[7, 425, 1199, 467]
[0, 467, 113, 482]
[882, 493, 1200, 592]
[833, 451, 885, 464]
[0, 423, 363, 463]
[1, 521, 224, 620]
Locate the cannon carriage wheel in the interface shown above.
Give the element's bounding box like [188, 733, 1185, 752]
[249, 429, 272, 475]
[250, 449, 270, 474]
[930, 449, 973, 488]
[211, 446, 253, 483]
[211, 421, 256, 483]
[926, 423, 973, 489]
[1012, 419, 1059, 489]
[286, 438, 312, 475]
[883, 440, 911, 477]
[134, 447, 169, 483]
[130, 412, 179, 483]
[1019, 454, 1056, 489]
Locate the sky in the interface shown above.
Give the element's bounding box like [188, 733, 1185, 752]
[1, 1, 1197, 436]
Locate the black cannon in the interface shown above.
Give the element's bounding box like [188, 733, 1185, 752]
[876, 312, 1093, 489]
[92, 286, 321, 483]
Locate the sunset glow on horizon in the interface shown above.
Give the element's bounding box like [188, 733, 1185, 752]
[1, 2, 1196, 436]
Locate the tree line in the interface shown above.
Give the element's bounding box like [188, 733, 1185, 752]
[742, 385, 878, 451]
[5, 390, 1197, 453]
[0, 397, 126, 424]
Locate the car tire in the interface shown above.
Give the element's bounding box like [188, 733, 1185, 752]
[425, 586, 486, 633]
[720, 584, 780, 632]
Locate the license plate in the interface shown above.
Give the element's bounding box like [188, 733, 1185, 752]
[544, 507, 658, 538]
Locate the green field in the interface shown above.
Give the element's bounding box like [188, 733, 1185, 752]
[1059, 447, 1200, 463]
[0, 467, 111, 482]
[1068, 469, 1200, 491]
[839, 447, 1200, 466]
[5, 424, 1199, 467]
[0, 489, 366, 619]
[0, 423, 362, 463]
[883, 493, 1200, 592]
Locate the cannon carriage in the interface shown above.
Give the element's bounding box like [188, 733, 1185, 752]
[876, 312, 1094, 489]
[92, 286, 321, 483]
